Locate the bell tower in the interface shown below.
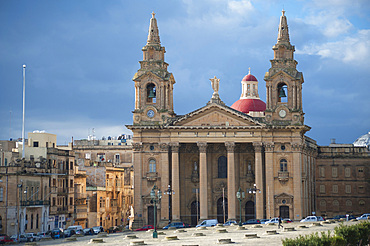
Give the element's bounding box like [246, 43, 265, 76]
[264, 10, 304, 125]
[132, 12, 176, 125]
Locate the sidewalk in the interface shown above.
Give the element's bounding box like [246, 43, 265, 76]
[34, 220, 359, 246]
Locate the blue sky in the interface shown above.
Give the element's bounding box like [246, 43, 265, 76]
[0, 0, 369, 145]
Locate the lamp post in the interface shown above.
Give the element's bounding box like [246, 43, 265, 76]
[164, 184, 175, 224]
[236, 187, 245, 226]
[247, 184, 261, 220]
[150, 185, 162, 238]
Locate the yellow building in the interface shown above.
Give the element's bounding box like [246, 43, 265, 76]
[73, 137, 134, 230]
[127, 11, 317, 228]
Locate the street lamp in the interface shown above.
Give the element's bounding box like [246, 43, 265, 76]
[150, 185, 162, 238]
[236, 187, 245, 226]
[247, 184, 261, 220]
[164, 184, 175, 224]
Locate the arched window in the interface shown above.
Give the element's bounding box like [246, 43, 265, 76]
[146, 83, 156, 103]
[320, 200, 326, 208]
[346, 200, 352, 207]
[277, 83, 288, 103]
[218, 156, 227, 178]
[149, 159, 156, 173]
[280, 159, 288, 172]
[333, 200, 339, 206]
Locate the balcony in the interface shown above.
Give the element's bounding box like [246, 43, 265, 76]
[278, 171, 289, 183]
[145, 172, 158, 181]
[50, 206, 57, 214]
[75, 212, 88, 220]
[21, 200, 50, 207]
[75, 193, 87, 199]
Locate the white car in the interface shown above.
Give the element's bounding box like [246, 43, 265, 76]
[300, 216, 324, 222]
[356, 213, 370, 220]
[265, 217, 279, 224]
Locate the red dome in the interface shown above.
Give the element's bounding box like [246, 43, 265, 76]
[231, 99, 266, 114]
[242, 74, 258, 81]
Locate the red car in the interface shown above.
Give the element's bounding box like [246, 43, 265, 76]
[135, 225, 154, 231]
[283, 218, 293, 223]
[0, 235, 14, 243]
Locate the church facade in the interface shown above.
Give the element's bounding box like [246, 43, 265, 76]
[127, 11, 318, 228]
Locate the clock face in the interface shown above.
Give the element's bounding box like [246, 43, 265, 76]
[279, 109, 287, 118]
[147, 109, 155, 118]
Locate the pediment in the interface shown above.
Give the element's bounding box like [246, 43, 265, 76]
[274, 192, 293, 199]
[170, 103, 264, 127]
[133, 71, 170, 82]
[268, 70, 303, 81]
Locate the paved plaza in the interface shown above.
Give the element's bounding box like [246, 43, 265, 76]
[25, 220, 361, 246]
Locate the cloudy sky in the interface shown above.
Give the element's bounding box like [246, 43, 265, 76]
[0, 0, 369, 145]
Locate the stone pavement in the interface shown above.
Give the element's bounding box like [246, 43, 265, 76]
[31, 220, 360, 246]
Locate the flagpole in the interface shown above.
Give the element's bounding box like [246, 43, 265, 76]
[22, 65, 26, 158]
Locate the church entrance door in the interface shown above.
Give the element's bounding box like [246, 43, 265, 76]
[279, 205, 289, 219]
[148, 206, 155, 226]
[191, 201, 200, 226]
[217, 197, 228, 224]
[245, 201, 255, 220]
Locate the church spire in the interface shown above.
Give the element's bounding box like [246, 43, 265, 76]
[277, 9, 290, 44]
[147, 12, 160, 45]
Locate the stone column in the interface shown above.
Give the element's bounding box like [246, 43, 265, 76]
[264, 142, 274, 219]
[253, 142, 264, 220]
[197, 142, 208, 220]
[292, 143, 303, 220]
[132, 142, 144, 228]
[225, 142, 236, 221]
[160, 143, 170, 224]
[171, 142, 180, 221]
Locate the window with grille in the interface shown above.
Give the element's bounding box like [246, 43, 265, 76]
[320, 185, 325, 193]
[280, 159, 288, 172]
[345, 185, 351, 193]
[149, 159, 156, 173]
[332, 185, 338, 193]
[332, 167, 338, 178]
[344, 167, 351, 177]
[319, 167, 325, 177]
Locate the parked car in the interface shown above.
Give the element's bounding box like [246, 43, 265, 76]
[356, 214, 370, 220]
[25, 233, 41, 242]
[266, 217, 279, 224]
[0, 235, 13, 243]
[92, 226, 104, 234]
[67, 225, 83, 231]
[300, 216, 324, 222]
[283, 218, 293, 223]
[196, 219, 218, 227]
[163, 222, 191, 230]
[51, 229, 63, 239]
[83, 228, 95, 235]
[223, 220, 238, 226]
[36, 232, 51, 239]
[242, 219, 261, 225]
[14, 234, 28, 242]
[63, 229, 75, 238]
[333, 215, 346, 220]
[135, 225, 154, 231]
[260, 219, 269, 224]
[75, 229, 85, 235]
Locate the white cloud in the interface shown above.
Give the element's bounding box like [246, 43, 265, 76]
[297, 29, 370, 64]
[228, 0, 254, 15]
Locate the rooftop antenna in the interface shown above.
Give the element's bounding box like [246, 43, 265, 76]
[22, 64, 26, 158]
